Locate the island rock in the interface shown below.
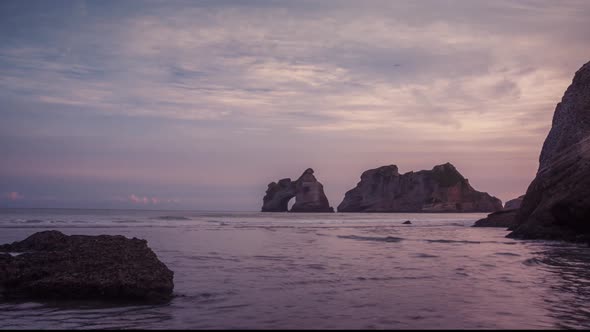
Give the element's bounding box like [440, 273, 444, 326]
[262, 168, 334, 212]
[337, 163, 502, 212]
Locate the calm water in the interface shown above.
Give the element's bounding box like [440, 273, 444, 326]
[1, 209, 590, 329]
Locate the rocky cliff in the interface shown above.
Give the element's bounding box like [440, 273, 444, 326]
[262, 168, 334, 212]
[508, 61, 590, 241]
[337, 163, 502, 212]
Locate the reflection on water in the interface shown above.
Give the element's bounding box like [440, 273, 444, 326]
[1, 209, 590, 329]
[533, 244, 590, 329]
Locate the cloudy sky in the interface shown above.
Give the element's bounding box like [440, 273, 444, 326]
[1, 0, 589, 210]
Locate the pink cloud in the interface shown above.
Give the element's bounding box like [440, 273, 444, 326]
[129, 194, 165, 205]
[5, 192, 24, 201]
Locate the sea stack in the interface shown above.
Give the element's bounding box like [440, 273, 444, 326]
[337, 163, 502, 212]
[508, 61, 590, 241]
[262, 168, 334, 212]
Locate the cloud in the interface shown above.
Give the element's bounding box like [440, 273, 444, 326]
[5, 191, 24, 201]
[0, 1, 589, 208]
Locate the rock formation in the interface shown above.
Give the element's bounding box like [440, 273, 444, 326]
[472, 195, 524, 228]
[508, 61, 590, 241]
[504, 195, 525, 210]
[337, 163, 502, 212]
[473, 209, 519, 228]
[262, 168, 334, 212]
[0, 231, 174, 303]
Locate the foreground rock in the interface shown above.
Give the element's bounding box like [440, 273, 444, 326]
[508, 61, 590, 242]
[473, 209, 519, 228]
[337, 163, 502, 212]
[262, 168, 334, 212]
[0, 231, 174, 303]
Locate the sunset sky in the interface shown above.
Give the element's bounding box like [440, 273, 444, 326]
[1, 0, 589, 210]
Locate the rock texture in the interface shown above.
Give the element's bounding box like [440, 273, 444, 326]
[0, 231, 174, 303]
[472, 195, 524, 228]
[472, 209, 519, 228]
[504, 195, 525, 210]
[508, 61, 590, 241]
[337, 163, 502, 212]
[262, 168, 334, 212]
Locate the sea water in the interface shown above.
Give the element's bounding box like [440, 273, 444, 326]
[1, 209, 589, 329]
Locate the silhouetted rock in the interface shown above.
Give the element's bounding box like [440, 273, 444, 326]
[508, 61, 590, 242]
[262, 168, 334, 212]
[473, 209, 519, 228]
[0, 231, 174, 303]
[504, 195, 525, 210]
[337, 163, 502, 212]
[403, 220, 412, 225]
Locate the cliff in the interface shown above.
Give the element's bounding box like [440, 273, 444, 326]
[508, 61, 590, 241]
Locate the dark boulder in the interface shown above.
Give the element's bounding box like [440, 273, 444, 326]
[0, 231, 174, 303]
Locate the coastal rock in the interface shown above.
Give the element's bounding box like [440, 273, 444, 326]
[508, 61, 590, 241]
[403, 220, 412, 225]
[337, 163, 502, 212]
[262, 168, 334, 212]
[504, 195, 525, 210]
[472, 209, 519, 228]
[0, 231, 174, 303]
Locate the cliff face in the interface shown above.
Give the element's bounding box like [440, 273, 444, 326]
[337, 163, 502, 212]
[508, 61, 590, 241]
[261, 168, 334, 213]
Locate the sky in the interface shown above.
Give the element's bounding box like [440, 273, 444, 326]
[1, 0, 589, 210]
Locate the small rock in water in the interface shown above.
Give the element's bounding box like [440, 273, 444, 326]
[403, 220, 412, 225]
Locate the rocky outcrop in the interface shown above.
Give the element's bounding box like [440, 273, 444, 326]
[262, 168, 334, 212]
[508, 61, 590, 242]
[472, 209, 519, 228]
[504, 195, 525, 210]
[0, 231, 174, 303]
[472, 195, 524, 228]
[337, 163, 502, 212]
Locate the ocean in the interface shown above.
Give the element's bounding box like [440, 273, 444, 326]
[1, 208, 589, 329]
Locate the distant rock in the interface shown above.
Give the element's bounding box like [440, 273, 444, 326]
[337, 163, 502, 212]
[0, 231, 174, 303]
[473, 209, 519, 228]
[508, 61, 590, 242]
[403, 220, 412, 225]
[504, 195, 525, 210]
[262, 168, 334, 212]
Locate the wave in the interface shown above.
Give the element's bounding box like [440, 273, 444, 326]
[494, 252, 521, 257]
[337, 235, 404, 242]
[426, 239, 481, 244]
[155, 216, 191, 221]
